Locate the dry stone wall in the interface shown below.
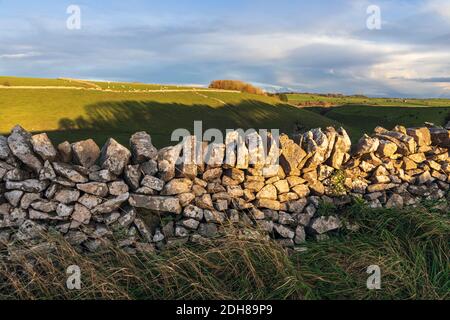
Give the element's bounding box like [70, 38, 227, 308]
[1, 123, 450, 255]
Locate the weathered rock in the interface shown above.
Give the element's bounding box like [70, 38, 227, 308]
[158, 145, 182, 182]
[7, 125, 43, 172]
[76, 182, 109, 197]
[56, 203, 74, 217]
[328, 128, 351, 169]
[91, 193, 129, 214]
[303, 129, 329, 168]
[130, 131, 158, 164]
[294, 226, 306, 244]
[279, 135, 306, 175]
[57, 141, 72, 163]
[5, 190, 24, 207]
[309, 216, 342, 234]
[274, 224, 295, 239]
[31, 200, 57, 213]
[0, 135, 12, 160]
[100, 138, 131, 175]
[31, 133, 57, 161]
[204, 210, 225, 224]
[355, 135, 380, 156]
[54, 188, 80, 204]
[89, 169, 117, 183]
[53, 162, 88, 183]
[5, 179, 49, 193]
[183, 205, 204, 221]
[292, 184, 310, 198]
[71, 139, 101, 168]
[407, 127, 431, 147]
[129, 195, 182, 214]
[161, 178, 193, 196]
[78, 194, 103, 209]
[386, 194, 404, 209]
[256, 184, 277, 200]
[141, 175, 165, 191]
[108, 180, 129, 196]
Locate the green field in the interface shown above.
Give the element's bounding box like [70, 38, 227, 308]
[0, 78, 339, 147]
[2, 76, 450, 148]
[285, 93, 450, 141]
[287, 93, 450, 107]
[0, 76, 94, 88]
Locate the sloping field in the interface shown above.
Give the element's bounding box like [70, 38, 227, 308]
[307, 105, 450, 141]
[287, 93, 450, 107]
[0, 86, 340, 147]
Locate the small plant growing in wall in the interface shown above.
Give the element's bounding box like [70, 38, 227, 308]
[328, 169, 348, 197]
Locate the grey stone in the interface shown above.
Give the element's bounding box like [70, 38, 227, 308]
[130, 131, 158, 163]
[7, 125, 43, 172]
[117, 207, 137, 228]
[16, 220, 45, 241]
[53, 162, 88, 183]
[204, 209, 225, 224]
[91, 193, 129, 214]
[31, 200, 57, 213]
[140, 160, 158, 176]
[39, 160, 57, 180]
[175, 226, 189, 238]
[183, 205, 204, 220]
[71, 203, 91, 225]
[89, 169, 117, 183]
[108, 180, 129, 196]
[309, 216, 342, 234]
[274, 224, 295, 239]
[153, 229, 165, 242]
[0, 135, 12, 160]
[78, 194, 103, 209]
[134, 218, 153, 242]
[294, 226, 306, 244]
[141, 175, 165, 191]
[124, 165, 142, 190]
[56, 203, 74, 217]
[57, 141, 72, 163]
[54, 188, 80, 204]
[5, 180, 49, 193]
[100, 138, 131, 175]
[76, 182, 109, 197]
[5, 190, 23, 207]
[71, 139, 100, 168]
[31, 133, 57, 161]
[181, 218, 200, 230]
[129, 195, 182, 214]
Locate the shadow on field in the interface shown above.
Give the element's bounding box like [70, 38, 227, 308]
[56, 100, 338, 148]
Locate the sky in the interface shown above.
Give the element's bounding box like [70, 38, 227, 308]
[0, 0, 450, 97]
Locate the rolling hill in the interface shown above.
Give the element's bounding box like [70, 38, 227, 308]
[0, 77, 340, 147]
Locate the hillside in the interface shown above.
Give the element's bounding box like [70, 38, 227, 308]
[0, 77, 340, 147]
[286, 93, 450, 141]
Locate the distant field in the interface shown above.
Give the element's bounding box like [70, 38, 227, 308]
[0, 84, 340, 147]
[287, 93, 450, 108]
[0, 76, 94, 88]
[90, 81, 205, 91]
[285, 93, 450, 141]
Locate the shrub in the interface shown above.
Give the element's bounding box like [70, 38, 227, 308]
[209, 80, 266, 95]
[2, 81, 11, 87]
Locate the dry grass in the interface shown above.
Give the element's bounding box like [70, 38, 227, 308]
[0, 202, 448, 300]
